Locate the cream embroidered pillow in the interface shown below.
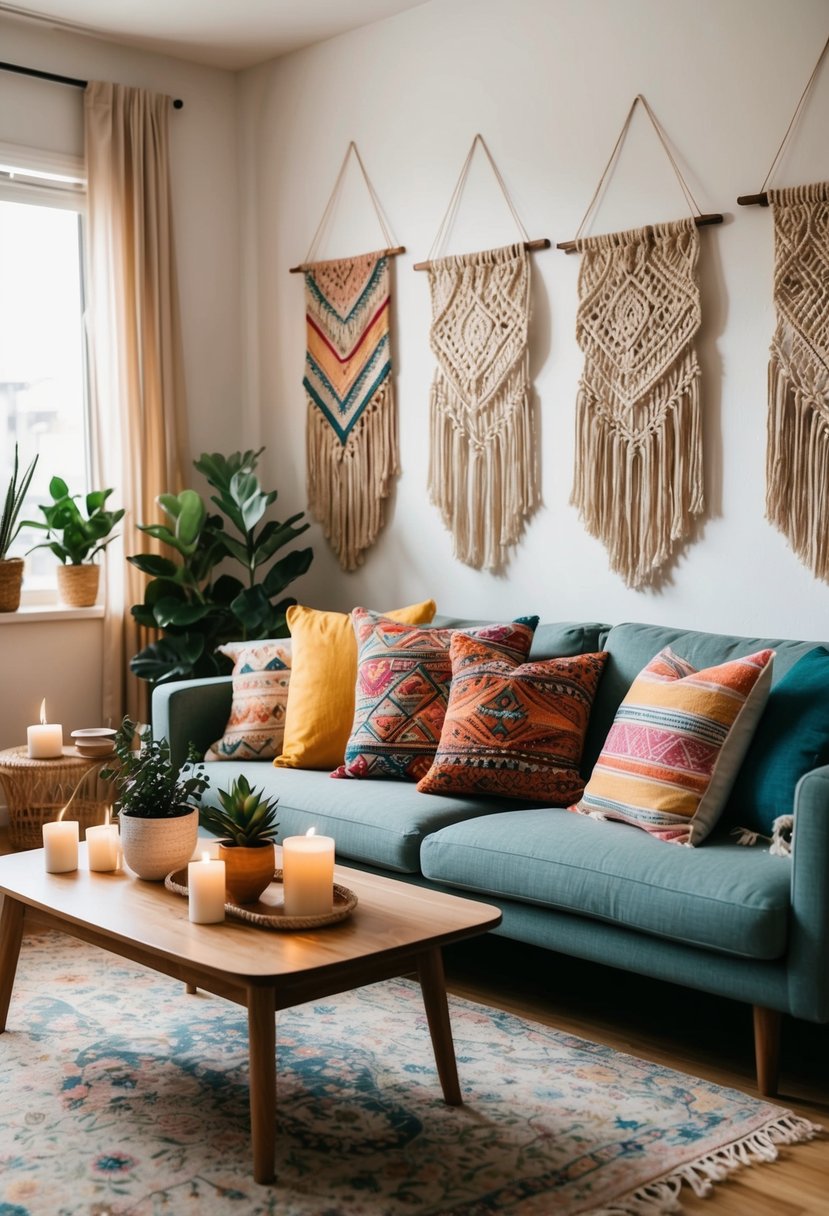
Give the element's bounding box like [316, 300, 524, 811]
[205, 639, 292, 761]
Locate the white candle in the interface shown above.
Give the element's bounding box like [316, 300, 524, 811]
[188, 852, 226, 923]
[282, 831, 335, 917]
[28, 699, 63, 758]
[42, 819, 79, 872]
[86, 824, 121, 872]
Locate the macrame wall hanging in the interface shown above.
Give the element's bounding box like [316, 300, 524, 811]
[739, 34, 829, 583]
[414, 135, 550, 572]
[558, 96, 723, 590]
[289, 142, 404, 571]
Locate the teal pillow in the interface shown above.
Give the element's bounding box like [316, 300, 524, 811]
[726, 646, 829, 835]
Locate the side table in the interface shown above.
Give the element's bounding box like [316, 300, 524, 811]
[0, 747, 111, 850]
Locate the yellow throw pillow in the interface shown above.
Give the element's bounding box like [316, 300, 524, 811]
[274, 599, 436, 770]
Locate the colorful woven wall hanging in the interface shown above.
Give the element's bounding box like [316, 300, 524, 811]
[560, 96, 722, 589]
[290, 143, 404, 571]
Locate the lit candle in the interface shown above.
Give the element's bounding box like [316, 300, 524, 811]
[28, 699, 63, 759]
[282, 829, 335, 917]
[42, 818, 79, 872]
[188, 852, 226, 923]
[86, 821, 121, 872]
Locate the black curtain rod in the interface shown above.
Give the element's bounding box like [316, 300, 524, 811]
[0, 60, 184, 108]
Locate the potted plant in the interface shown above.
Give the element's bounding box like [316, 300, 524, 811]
[199, 775, 279, 904]
[0, 445, 38, 612]
[24, 476, 125, 607]
[101, 716, 209, 880]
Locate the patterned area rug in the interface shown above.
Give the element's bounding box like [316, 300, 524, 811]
[0, 933, 819, 1216]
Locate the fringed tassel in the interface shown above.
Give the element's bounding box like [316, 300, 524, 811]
[306, 382, 398, 572]
[428, 357, 538, 571]
[571, 351, 703, 589]
[589, 1113, 821, 1215]
[766, 333, 829, 582]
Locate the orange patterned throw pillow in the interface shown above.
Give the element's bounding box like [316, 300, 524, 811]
[205, 639, 292, 761]
[571, 646, 774, 845]
[417, 635, 608, 802]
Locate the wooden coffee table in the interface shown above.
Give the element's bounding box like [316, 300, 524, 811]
[0, 844, 501, 1184]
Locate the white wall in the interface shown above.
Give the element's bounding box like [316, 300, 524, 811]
[238, 0, 829, 642]
[0, 16, 242, 756]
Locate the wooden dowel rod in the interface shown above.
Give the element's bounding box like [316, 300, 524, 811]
[737, 192, 770, 207]
[556, 214, 724, 252]
[413, 237, 550, 271]
[289, 246, 405, 273]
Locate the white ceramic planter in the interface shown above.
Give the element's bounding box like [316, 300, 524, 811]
[119, 807, 199, 881]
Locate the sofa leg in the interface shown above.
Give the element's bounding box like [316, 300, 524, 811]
[753, 1005, 782, 1096]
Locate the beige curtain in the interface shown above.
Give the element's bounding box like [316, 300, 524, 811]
[84, 81, 188, 725]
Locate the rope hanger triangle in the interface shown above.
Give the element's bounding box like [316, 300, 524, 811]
[738, 32, 829, 206]
[289, 140, 404, 272]
[557, 94, 723, 251]
[413, 134, 550, 270]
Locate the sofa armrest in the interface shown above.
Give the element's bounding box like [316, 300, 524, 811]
[151, 677, 233, 773]
[788, 763, 829, 1021]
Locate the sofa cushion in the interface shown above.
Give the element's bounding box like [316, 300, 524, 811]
[337, 613, 538, 782]
[274, 598, 435, 772]
[417, 637, 608, 803]
[574, 646, 774, 845]
[204, 639, 292, 762]
[420, 809, 792, 960]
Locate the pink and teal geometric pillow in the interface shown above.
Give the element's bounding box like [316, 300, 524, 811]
[417, 635, 608, 802]
[571, 645, 774, 845]
[334, 611, 538, 782]
[205, 639, 292, 761]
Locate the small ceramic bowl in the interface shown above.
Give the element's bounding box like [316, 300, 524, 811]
[71, 727, 117, 758]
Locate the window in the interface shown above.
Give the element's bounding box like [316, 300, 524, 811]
[0, 144, 89, 600]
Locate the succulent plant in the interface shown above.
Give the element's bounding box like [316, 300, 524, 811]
[200, 775, 279, 847]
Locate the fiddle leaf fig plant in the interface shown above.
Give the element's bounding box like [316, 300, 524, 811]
[23, 477, 125, 565]
[129, 448, 313, 686]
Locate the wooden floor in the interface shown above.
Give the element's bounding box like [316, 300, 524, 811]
[2, 826, 826, 1213]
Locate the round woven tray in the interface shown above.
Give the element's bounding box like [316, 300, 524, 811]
[0, 746, 112, 850]
[164, 867, 358, 930]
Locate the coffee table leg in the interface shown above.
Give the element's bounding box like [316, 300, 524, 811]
[0, 896, 26, 1033]
[247, 984, 277, 1184]
[416, 947, 462, 1106]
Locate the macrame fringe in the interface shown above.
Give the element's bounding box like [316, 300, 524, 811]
[588, 1113, 821, 1215]
[428, 358, 538, 571]
[572, 352, 703, 589]
[732, 814, 794, 857]
[306, 382, 398, 572]
[766, 340, 829, 582]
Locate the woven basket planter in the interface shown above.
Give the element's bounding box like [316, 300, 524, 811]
[0, 558, 24, 613]
[119, 807, 199, 881]
[57, 564, 100, 608]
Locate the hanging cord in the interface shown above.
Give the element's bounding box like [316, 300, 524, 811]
[573, 94, 702, 241]
[427, 133, 530, 262]
[303, 140, 397, 265]
[761, 32, 829, 191]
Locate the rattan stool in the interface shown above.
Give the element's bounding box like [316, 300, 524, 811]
[0, 746, 111, 850]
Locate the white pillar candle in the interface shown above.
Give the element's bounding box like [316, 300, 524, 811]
[188, 853, 226, 923]
[86, 824, 121, 872]
[28, 719, 63, 758]
[282, 832, 335, 917]
[42, 820, 79, 873]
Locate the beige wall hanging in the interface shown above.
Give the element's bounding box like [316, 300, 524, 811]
[289, 142, 404, 571]
[414, 135, 549, 572]
[739, 35, 829, 583]
[559, 96, 723, 590]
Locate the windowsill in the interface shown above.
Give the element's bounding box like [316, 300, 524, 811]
[0, 604, 105, 624]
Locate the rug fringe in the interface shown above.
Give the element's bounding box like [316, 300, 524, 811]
[587, 1113, 822, 1215]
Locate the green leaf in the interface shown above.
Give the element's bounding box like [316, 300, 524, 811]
[130, 634, 206, 684]
[128, 553, 179, 578]
[263, 547, 314, 597]
[49, 475, 69, 500]
[152, 598, 213, 628]
[231, 585, 271, 632]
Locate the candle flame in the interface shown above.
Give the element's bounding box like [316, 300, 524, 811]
[39, 698, 47, 726]
[306, 827, 316, 837]
[201, 851, 211, 863]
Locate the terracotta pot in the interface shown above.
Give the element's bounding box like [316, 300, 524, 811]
[120, 807, 199, 881]
[58, 564, 100, 608]
[219, 841, 275, 904]
[0, 557, 24, 612]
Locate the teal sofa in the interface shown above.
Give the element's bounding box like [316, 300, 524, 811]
[153, 617, 829, 1096]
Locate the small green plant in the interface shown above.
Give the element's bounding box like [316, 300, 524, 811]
[199, 775, 279, 847]
[23, 477, 125, 565]
[0, 445, 39, 560]
[101, 716, 210, 819]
